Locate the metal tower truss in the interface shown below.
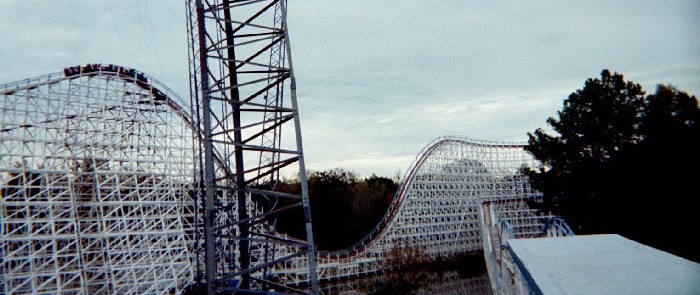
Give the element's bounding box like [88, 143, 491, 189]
[0, 66, 197, 294]
[185, 0, 318, 293]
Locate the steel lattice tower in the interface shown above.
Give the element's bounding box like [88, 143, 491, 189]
[185, 0, 319, 293]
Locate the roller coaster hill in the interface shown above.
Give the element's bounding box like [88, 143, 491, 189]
[1, 64, 200, 294]
[63, 64, 167, 101]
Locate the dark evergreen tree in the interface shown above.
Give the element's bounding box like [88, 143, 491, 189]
[526, 70, 700, 262]
[270, 169, 398, 251]
[526, 70, 646, 232]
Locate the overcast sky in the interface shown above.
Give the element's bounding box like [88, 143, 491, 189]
[1, 1, 698, 177]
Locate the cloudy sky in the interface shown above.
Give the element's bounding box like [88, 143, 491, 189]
[1, 1, 698, 177]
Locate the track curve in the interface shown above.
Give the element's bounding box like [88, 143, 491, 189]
[1, 64, 229, 174]
[318, 136, 540, 259]
[277, 136, 545, 283]
[0, 65, 208, 294]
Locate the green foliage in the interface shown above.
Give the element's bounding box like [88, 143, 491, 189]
[526, 70, 700, 262]
[273, 169, 398, 251]
[527, 70, 645, 171]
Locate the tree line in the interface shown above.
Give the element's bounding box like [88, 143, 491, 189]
[268, 169, 398, 251]
[525, 69, 699, 262]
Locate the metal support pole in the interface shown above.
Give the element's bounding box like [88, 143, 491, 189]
[195, 1, 217, 293]
[222, 0, 252, 289]
[280, 1, 319, 293]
